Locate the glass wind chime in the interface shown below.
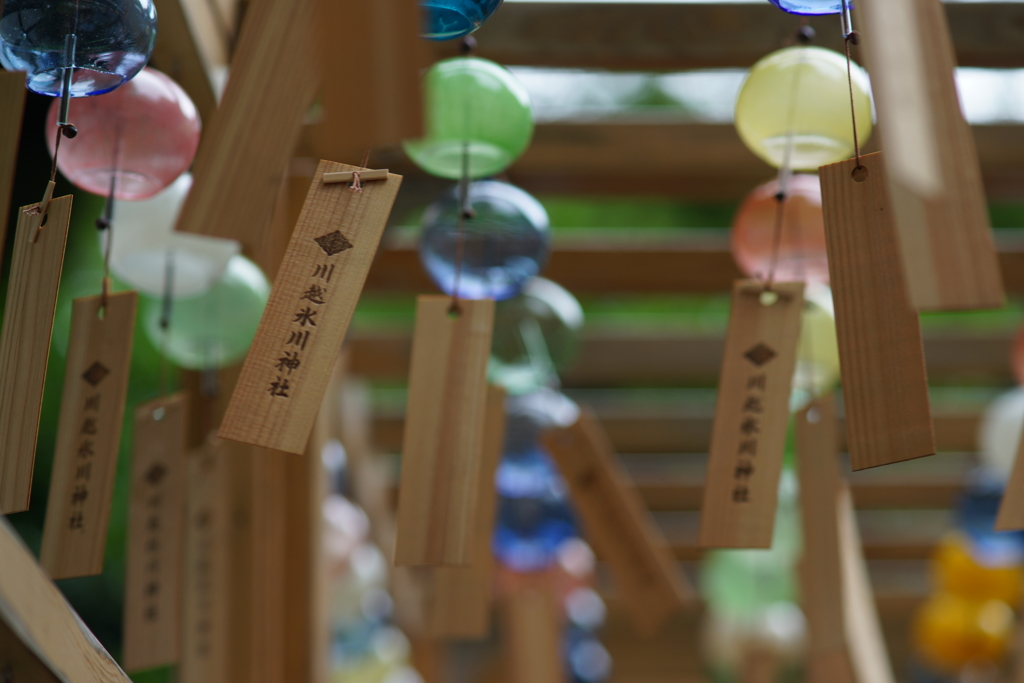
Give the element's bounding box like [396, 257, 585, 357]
[404, 9, 613, 678]
[700, 1, 873, 680]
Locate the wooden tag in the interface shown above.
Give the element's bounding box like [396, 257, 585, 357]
[174, 0, 318, 247]
[0, 516, 131, 683]
[40, 291, 138, 578]
[837, 485, 897, 683]
[543, 411, 691, 637]
[740, 649, 778, 683]
[306, 0, 428, 161]
[820, 153, 936, 471]
[796, 397, 847, 658]
[0, 71, 26, 268]
[857, 0, 1004, 311]
[219, 161, 401, 454]
[0, 195, 73, 513]
[501, 587, 563, 683]
[797, 398, 896, 683]
[123, 394, 187, 672]
[181, 443, 229, 683]
[995, 429, 1024, 531]
[699, 280, 804, 549]
[394, 296, 495, 566]
[426, 385, 507, 640]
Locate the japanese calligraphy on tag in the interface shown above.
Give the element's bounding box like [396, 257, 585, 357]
[219, 161, 401, 454]
[699, 281, 803, 549]
[124, 394, 187, 671]
[40, 291, 137, 578]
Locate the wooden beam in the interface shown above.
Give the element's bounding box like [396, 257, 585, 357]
[348, 330, 1018, 386]
[371, 406, 981, 456]
[434, 2, 1024, 71]
[364, 230, 1024, 294]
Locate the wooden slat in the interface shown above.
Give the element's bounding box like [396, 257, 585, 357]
[0, 516, 131, 683]
[372, 407, 982, 457]
[0, 70, 25, 267]
[0, 195, 73, 513]
[437, 2, 1024, 71]
[364, 228, 1024, 294]
[174, 0, 317, 247]
[348, 329, 1018, 386]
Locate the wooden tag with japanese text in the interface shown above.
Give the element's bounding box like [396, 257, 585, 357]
[123, 394, 187, 672]
[544, 411, 691, 637]
[426, 385, 506, 639]
[220, 161, 401, 454]
[699, 280, 803, 548]
[0, 70, 26, 267]
[394, 296, 495, 566]
[40, 291, 137, 578]
[0, 195, 73, 513]
[501, 587, 563, 683]
[820, 153, 936, 471]
[0, 516, 132, 683]
[181, 442, 229, 683]
[857, 0, 1004, 311]
[996, 430, 1024, 531]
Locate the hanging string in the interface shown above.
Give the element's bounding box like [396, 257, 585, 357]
[841, 0, 864, 174]
[350, 148, 372, 192]
[27, 30, 79, 228]
[448, 141, 472, 317]
[157, 250, 176, 398]
[765, 23, 811, 291]
[96, 128, 122, 315]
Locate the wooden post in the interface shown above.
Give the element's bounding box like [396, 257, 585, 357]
[0, 515, 132, 683]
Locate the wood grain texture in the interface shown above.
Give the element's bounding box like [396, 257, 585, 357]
[150, 0, 224, 123]
[859, 0, 1004, 311]
[426, 385, 506, 640]
[394, 296, 495, 567]
[838, 486, 897, 683]
[174, 0, 317, 247]
[123, 394, 188, 672]
[0, 616, 62, 683]
[796, 397, 866, 683]
[0, 195, 73, 513]
[181, 443, 229, 683]
[820, 153, 936, 471]
[305, 0, 426, 161]
[219, 161, 401, 453]
[0, 515, 131, 683]
[41, 291, 137, 578]
[501, 588, 563, 683]
[996, 430, 1024, 531]
[544, 411, 691, 637]
[699, 280, 803, 548]
[0, 70, 25, 268]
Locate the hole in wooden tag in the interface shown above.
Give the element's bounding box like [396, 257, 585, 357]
[806, 407, 820, 424]
[852, 166, 869, 183]
[152, 407, 166, 421]
[760, 291, 780, 306]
